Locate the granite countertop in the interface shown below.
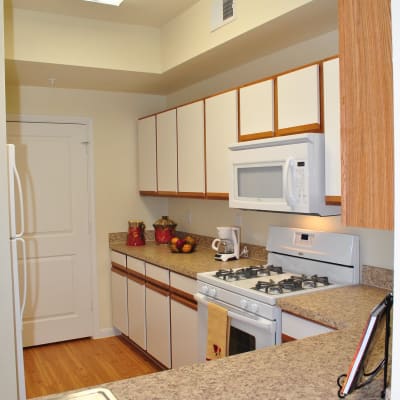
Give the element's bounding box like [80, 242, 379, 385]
[37, 244, 389, 399]
[110, 241, 258, 279]
[102, 285, 388, 400]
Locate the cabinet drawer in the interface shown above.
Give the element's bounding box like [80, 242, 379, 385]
[111, 250, 126, 268]
[127, 256, 145, 275]
[170, 272, 197, 295]
[146, 263, 169, 285]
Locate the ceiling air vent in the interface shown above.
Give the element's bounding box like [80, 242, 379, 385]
[211, 0, 236, 32]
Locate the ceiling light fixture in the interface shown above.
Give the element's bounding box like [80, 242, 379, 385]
[83, 0, 124, 6]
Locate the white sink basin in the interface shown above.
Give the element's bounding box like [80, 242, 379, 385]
[51, 388, 117, 400]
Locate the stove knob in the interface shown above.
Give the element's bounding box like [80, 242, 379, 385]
[209, 287, 217, 297]
[240, 299, 248, 309]
[249, 303, 259, 313]
[201, 285, 209, 294]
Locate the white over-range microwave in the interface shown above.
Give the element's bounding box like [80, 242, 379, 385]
[229, 133, 340, 216]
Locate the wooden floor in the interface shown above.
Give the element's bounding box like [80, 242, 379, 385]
[23, 336, 161, 399]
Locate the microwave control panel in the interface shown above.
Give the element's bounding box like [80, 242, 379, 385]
[294, 161, 307, 204]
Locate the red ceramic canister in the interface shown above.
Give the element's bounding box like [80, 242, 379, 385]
[127, 220, 146, 246]
[153, 216, 177, 244]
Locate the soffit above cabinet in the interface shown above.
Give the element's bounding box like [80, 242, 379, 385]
[5, 0, 338, 94]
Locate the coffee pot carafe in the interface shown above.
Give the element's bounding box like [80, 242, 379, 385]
[211, 226, 240, 261]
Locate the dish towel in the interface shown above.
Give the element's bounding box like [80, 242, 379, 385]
[206, 302, 230, 361]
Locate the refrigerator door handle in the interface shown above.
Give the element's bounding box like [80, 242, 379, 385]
[16, 237, 27, 317]
[13, 164, 25, 238]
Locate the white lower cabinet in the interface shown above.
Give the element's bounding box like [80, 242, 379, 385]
[112, 254, 199, 369]
[282, 311, 334, 340]
[170, 272, 198, 368]
[127, 256, 146, 349]
[111, 270, 128, 335]
[145, 263, 171, 368]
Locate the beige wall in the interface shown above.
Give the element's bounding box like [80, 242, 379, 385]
[161, 0, 311, 70]
[5, 85, 168, 332]
[5, 9, 161, 72]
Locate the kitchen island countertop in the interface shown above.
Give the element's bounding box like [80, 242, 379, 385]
[35, 245, 390, 399]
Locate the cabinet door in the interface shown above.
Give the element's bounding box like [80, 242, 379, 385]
[239, 79, 274, 141]
[277, 64, 321, 135]
[170, 272, 198, 368]
[171, 298, 198, 368]
[145, 282, 171, 368]
[177, 101, 205, 195]
[323, 58, 341, 204]
[205, 90, 238, 197]
[157, 109, 178, 194]
[111, 269, 128, 336]
[138, 116, 157, 193]
[128, 275, 146, 350]
[339, 0, 393, 229]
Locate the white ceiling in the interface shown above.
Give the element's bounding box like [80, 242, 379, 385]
[6, 0, 199, 26]
[5, 0, 338, 94]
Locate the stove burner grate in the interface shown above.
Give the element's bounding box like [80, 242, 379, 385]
[214, 265, 284, 281]
[252, 274, 331, 295]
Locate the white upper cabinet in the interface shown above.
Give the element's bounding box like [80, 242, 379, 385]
[239, 79, 274, 141]
[156, 109, 178, 193]
[205, 90, 238, 196]
[323, 57, 341, 201]
[177, 101, 205, 195]
[138, 116, 157, 192]
[277, 64, 321, 135]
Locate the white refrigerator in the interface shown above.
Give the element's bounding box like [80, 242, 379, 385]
[7, 143, 27, 400]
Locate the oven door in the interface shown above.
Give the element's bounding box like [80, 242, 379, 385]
[195, 293, 277, 362]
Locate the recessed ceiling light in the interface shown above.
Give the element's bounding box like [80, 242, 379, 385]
[83, 0, 124, 6]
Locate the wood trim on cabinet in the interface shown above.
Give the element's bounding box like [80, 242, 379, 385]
[111, 265, 127, 277]
[276, 123, 322, 136]
[325, 196, 341, 206]
[139, 190, 158, 196]
[111, 261, 126, 272]
[273, 78, 278, 134]
[169, 286, 195, 302]
[176, 192, 206, 199]
[281, 333, 296, 343]
[238, 131, 274, 142]
[156, 191, 179, 197]
[146, 281, 169, 297]
[146, 276, 170, 292]
[170, 293, 198, 311]
[127, 270, 146, 285]
[205, 192, 229, 200]
[318, 62, 325, 133]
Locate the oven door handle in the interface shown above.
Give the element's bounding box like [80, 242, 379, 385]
[194, 293, 275, 332]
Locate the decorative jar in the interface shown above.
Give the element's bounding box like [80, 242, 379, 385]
[153, 216, 177, 244]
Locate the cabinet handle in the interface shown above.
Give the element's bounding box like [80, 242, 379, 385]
[128, 273, 145, 285]
[111, 266, 127, 277]
[146, 281, 169, 297]
[171, 293, 197, 311]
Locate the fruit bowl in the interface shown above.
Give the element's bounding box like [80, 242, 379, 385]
[169, 236, 197, 253]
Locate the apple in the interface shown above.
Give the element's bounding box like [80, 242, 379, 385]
[175, 239, 185, 250]
[170, 236, 179, 245]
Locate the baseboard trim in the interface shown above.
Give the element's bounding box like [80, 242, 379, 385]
[92, 327, 118, 339]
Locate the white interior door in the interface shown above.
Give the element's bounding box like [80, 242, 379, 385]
[7, 121, 93, 347]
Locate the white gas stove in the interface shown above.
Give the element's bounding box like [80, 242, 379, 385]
[195, 226, 360, 360]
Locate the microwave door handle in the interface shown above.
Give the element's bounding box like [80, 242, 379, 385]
[283, 158, 296, 208]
